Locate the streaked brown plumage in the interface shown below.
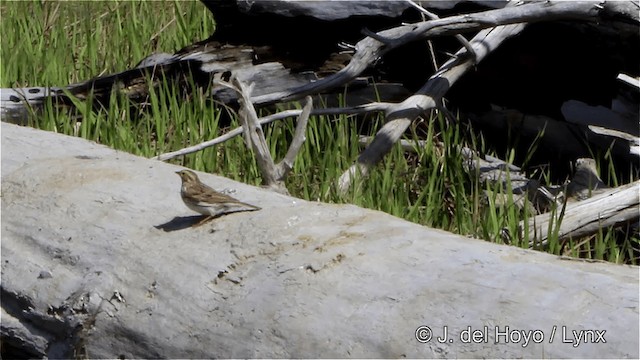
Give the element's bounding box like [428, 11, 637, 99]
[175, 170, 260, 219]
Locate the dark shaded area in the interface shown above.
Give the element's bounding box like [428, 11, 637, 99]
[0, 341, 43, 360]
[155, 215, 207, 231]
[447, 21, 639, 180]
[200, 0, 639, 182]
[0, 287, 77, 359]
[449, 21, 638, 118]
[199, 0, 472, 81]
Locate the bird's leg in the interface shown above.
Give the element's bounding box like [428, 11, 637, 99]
[192, 215, 215, 227]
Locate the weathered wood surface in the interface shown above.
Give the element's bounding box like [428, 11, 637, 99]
[2, 122, 639, 358]
[0, 48, 316, 125]
[523, 180, 640, 246]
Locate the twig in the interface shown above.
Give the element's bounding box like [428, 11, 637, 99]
[616, 73, 640, 89]
[152, 101, 392, 161]
[153, 119, 263, 161]
[150, 17, 176, 44]
[361, 28, 394, 45]
[232, 78, 282, 191]
[164, 78, 313, 194]
[403, 0, 477, 63]
[277, 96, 313, 179]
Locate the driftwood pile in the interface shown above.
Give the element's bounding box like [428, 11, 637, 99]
[1, 0, 638, 245]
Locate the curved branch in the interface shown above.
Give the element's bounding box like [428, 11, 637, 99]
[251, 1, 606, 106]
[338, 23, 526, 193]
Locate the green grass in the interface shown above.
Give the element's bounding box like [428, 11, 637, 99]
[1, 1, 214, 86]
[2, 0, 638, 265]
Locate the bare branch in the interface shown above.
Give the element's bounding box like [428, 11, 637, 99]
[403, 0, 477, 62]
[338, 22, 527, 193]
[153, 101, 392, 162]
[251, 1, 604, 106]
[156, 80, 314, 194]
[617, 73, 640, 89]
[276, 96, 313, 179]
[233, 78, 283, 192]
[152, 116, 273, 162]
[361, 28, 394, 45]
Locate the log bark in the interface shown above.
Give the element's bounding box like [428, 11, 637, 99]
[2, 122, 639, 358]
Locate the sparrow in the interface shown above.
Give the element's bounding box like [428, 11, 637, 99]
[175, 170, 260, 225]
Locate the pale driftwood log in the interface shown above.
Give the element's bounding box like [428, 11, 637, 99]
[0, 52, 315, 126]
[4, 122, 638, 358]
[200, 0, 508, 22]
[3, 1, 632, 121]
[3, 1, 635, 127]
[588, 125, 640, 157]
[144, 0, 640, 176]
[519, 158, 634, 246]
[523, 181, 640, 247]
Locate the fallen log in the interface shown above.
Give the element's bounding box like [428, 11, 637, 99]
[2, 121, 638, 358]
[523, 180, 640, 247]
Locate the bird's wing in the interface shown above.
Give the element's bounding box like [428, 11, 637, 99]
[188, 184, 259, 209]
[193, 189, 242, 205]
